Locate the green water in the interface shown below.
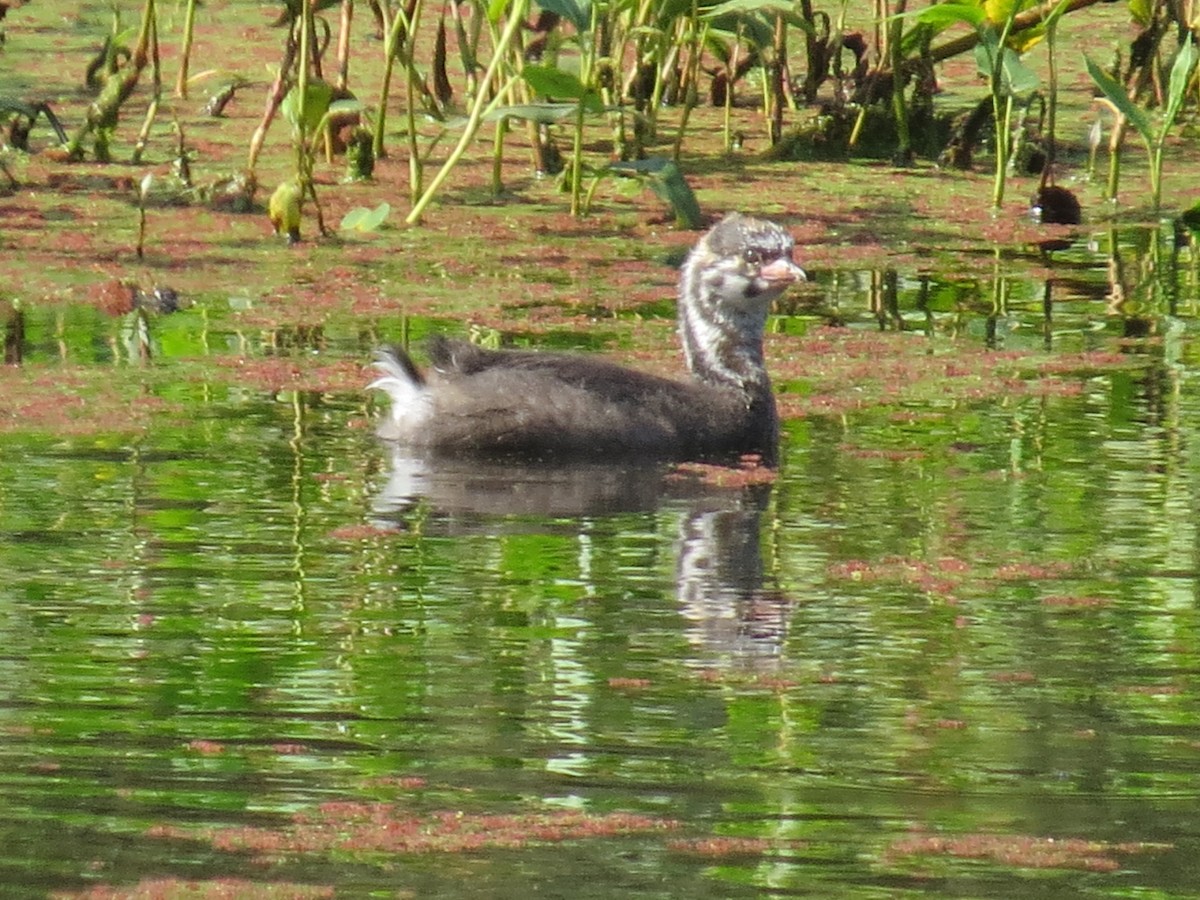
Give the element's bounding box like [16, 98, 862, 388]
[3, 229, 1200, 897]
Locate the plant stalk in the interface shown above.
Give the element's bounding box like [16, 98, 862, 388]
[406, 0, 529, 225]
[174, 0, 198, 99]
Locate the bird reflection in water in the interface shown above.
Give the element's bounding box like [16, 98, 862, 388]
[371, 451, 793, 670]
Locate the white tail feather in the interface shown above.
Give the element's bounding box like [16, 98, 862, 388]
[369, 350, 433, 440]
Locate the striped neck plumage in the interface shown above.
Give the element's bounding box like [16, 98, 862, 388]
[678, 270, 769, 396]
[676, 215, 803, 398]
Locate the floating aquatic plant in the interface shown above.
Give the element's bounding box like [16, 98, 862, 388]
[339, 202, 392, 234]
[146, 802, 678, 861]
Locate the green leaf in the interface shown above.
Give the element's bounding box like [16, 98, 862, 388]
[650, 162, 704, 229]
[1163, 36, 1199, 134]
[484, 103, 582, 124]
[521, 64, 588, 99]
[914, 1, 987, 31]
[339, 202, 391, 233]
[1085, 54, 1153, 144]
[1128, 0, 1153, 26]
[535, 0, 591, 32]
[340, 207, 368, 231]
[113, 26, 139, 48]
[1001, 47, 1039, 94]
[609, 157, 703, 229]
[701, 0, 794, 18]
[520, 65, 604, 112]
[281, 80, 334, 134]
[328, 99, 364, 117]
[974, 34, 1038, 95]
[363, 201, 391, 230]
[486, 0, 509, 23]
[705, 16, 775, 48]
[1042, 0, 1074, 28]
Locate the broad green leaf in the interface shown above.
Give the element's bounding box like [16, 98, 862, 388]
[705, 15, 775, 49]
[535, 0, 591, 32]
[705, 5, 812, 36]
[1001, 47, 1039, 94]
[520, 65, 605, 112]
[975, 33, 1038, 95]
[1163, 36, 1199, 132]
[1085, 55, 1153, 144]
[649, 161, 703, 229]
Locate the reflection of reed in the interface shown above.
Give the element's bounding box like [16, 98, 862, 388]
[3, 303, 23, 364]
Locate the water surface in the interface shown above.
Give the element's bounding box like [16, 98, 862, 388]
[3, 226, 1200, 897]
